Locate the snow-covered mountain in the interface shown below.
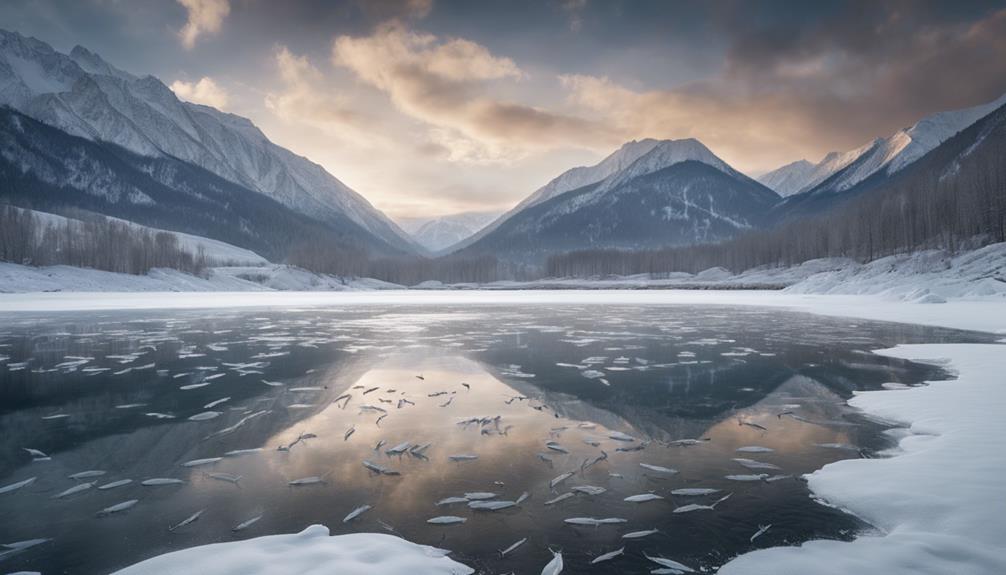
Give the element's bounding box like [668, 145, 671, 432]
[765, 92, 1006, 201]
[398, 211, 500, 252]
[757, 160, 814, 197]
[0, 29, 417, 253]
[455, 139, 780, 264]
[449, 138, 745, 253]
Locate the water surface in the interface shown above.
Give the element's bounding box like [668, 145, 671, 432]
[0, 305, 990, 573]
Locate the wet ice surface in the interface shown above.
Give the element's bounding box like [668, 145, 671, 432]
[0, 305, 992, 574]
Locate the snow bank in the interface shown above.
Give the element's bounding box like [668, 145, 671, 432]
[784, 244, 1006, 300]
[720, 343, 1006, 575]
[112, 525, 473, 575]
[0, 262, 401, 293]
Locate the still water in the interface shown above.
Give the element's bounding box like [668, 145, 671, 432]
[0, 305, 991, 574]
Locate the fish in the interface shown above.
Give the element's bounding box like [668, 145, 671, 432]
[537, 453, 553, 464]
[97, 479, 132, 490]
[23, 447, 48, 459]
[622, 528, 659, 539]
[410, 443, 431, 455]
[639, 463, 678, 474]
[590, 547, 624, 564]
[115, 403, 147, 409]
[181, 457, 222, 467]
[415, 375, 425, 381]
[499, 537, 527, 558]
[572, 485, 607, 496]
[581, 451, 608, 471]
[544, 492, 574, 505]
[615, 444, 646, 452]
[670, 488, 719, 496]
[608, 431, 636, 442]
[145, 412, 176, 419]
[232, 514, 263, 532]
[374, 440, 387, 451]
[673, 493, 732, 514]
[426, 516, 466, 525]
[739, 420, 768, 431]
[436, 496, 468, 506]
[363, 387, 379, 395]
[169, 509, 205, 531]
[207, 472, 242, 484]
[750, 524, 772, 542]
[815, 442, 858, 451]
[385, 442, 411, 455]
[516, 491, 529, 504]
[142, 478, 185, 486]
[563, 517, 627, 526]
[449, 454, 478, 461]
[725, 473, 769, 482]
[288, 476, 325, 486]
[376, 414, 388, 426]
[766, 474, 793, 482]
[644, 553, 696, 573]
[736, 446, 775, 453]
[69, 470, 107, 480]
[541, 551, 563, 575]
[464, 492, 497, 500]
[180, 383, 211, 391]
[545, 441, 569, 454]
[344, 426, 356, 441]
[343, 504, 372, 523]
[290, 387, 323, 392]
[97, 499, 139, 516]
[52, 481, 95, 499]
[362, 460, 399, 475]
[0, 537, 50, 560]
[549, 472, 574, 488]
[203, 397, 231, 409]
[461, 383, 470, 391]
[733, 458, 782, 471]
[469, 500, 516, 511]
[188, 411, 221, 421]
[624, 493, 664, 503]
[225, 448, 263, 457]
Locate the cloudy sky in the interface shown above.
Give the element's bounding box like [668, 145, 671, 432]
[3, 0, 1006, 219]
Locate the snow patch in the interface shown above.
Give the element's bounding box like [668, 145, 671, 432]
[112, 525, 473, 575]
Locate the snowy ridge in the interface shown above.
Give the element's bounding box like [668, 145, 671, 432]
[762, 91, 1006, 198]
[593, 138, 743, 195]
[805, 91, 1006, 195]
[450, 139, 661, 252]
[398, 211, 500, 252]
[756, 160, 814, 197]
[0, 29, 416, 252]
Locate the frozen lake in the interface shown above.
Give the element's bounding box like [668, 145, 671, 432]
[0, 304, 993, 573]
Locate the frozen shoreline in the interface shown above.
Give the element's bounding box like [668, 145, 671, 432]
[720, 343, 1006, 575]
[1, 289, 1004, 334]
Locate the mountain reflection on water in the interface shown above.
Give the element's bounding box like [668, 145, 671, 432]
[0, 305, 988, 574]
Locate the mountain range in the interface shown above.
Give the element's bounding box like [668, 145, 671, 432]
[1, 28, 1004, 273]
[0, 29, 418, 257]
[397, 211, 500, 253]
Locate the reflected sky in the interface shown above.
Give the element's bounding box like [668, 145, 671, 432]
[0, 305, 990, 574]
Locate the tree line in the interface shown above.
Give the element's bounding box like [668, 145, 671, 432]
[0, 205, 207, 275]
